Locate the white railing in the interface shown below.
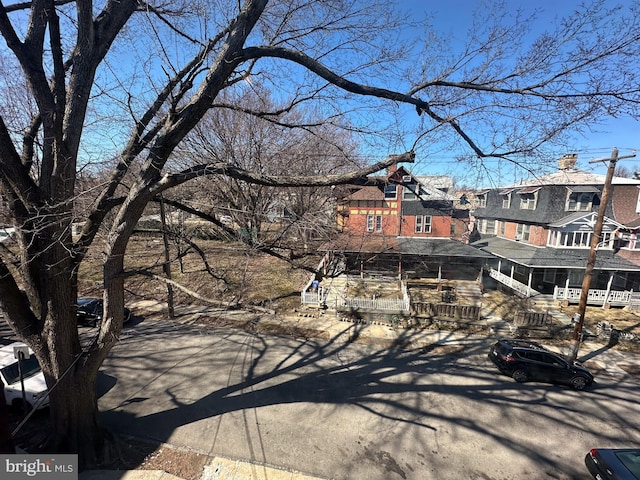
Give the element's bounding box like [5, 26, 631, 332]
[340, 280, 410, 312]
[488, 268, 538, 297]
[342, 296, 410, 312]
[553, 286, 634, 306]
[301, 282, 329, 306]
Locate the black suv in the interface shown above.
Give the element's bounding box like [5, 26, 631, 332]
[76, 298, 132, 327]
[489, 338, 594, 390]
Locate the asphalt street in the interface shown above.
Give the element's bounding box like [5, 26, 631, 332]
[95, 316, 640, 480]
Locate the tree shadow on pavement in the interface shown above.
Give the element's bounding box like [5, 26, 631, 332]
[98, 319, 640, 479]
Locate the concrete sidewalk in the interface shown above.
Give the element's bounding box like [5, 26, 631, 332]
[80, 455, 324, 480]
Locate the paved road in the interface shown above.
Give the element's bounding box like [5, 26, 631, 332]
[94, 318, 640, 479]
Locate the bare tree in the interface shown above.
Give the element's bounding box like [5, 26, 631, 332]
[1, 0, 640, 467]
[179, 87, 360, 252]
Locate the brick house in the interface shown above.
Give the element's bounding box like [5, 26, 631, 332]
[323, 164, 491, 280]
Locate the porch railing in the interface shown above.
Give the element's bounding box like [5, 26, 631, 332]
[553, 286, 635, 306]
[488, 268, 538, 297]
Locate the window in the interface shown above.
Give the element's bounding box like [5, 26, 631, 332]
[375, 215, 382, 232]
[450, 222, 456, 236]
[424, 215, 432, 233]
[516, 223, 530, 242]
[477, 194, 487, 208]
[486, 219, 496, 234]
[499, 221, 506, 236]
[519, 193, 537, 210]
[567, 192, 593, 211]
[403, 185, 417, 200]
[366, 214, 382, 232]
[384, 185, 397, 200]
[415, 215, 432, 233]
[500, 189, 513, 208]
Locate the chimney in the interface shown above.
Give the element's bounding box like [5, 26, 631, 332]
[387, 163, 398, 174]
[558, 153, 578, 170]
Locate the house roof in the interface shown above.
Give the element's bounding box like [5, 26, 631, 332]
[472, 235, 640, 270]
[397, 237, 494, 258]
[504, 168, 640, 187]
[344, 185, 384, 201]
[547, 212, 623, 230]
[320, 234, 400, 254]
[320, 234, 493, 258]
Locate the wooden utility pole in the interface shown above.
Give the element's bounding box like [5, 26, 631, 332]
[567, 148, 636, 363]
[159, 196, 175, 318]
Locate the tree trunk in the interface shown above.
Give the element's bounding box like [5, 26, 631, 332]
[44, 365, 105, 469]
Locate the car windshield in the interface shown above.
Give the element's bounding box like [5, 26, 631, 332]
[615, 451, 640, 478]
[1, 355, 42, 384]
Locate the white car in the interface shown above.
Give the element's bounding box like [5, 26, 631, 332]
[0, 342, 49, 410]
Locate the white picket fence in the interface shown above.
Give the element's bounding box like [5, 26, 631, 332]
[342, 296, 410, 312]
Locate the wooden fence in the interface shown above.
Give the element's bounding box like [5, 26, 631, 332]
[412, 302, 481, 321]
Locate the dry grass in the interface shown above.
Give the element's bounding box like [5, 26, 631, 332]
[78, 235, 317, 312]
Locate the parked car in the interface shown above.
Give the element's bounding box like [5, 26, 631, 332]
[488, 338, 594, 390]
[0, 342, 49, 411]
[585, 448, 640, 479]
[76, 298, 132, 327]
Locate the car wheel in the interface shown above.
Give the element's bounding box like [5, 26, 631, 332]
[570, 376, 588, 390]
[512, 369, 528, 383]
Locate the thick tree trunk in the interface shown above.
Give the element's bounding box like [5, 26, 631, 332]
[44, 365, 105, 469]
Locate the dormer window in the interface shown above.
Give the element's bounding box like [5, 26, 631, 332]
[476, 190, 489, 208]
[500, 188, 515, 209]
[517, 186, 540, 210]
[566, 186, 598, 211]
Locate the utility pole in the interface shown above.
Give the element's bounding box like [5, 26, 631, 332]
[567, 148, 636, 363]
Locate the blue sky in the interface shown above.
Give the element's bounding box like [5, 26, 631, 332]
[391, 0, 640, 183]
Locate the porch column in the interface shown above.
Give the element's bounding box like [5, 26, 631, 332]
[498, 260, 502, 274]
[360, 260, 364, 279]
[603, 273, 614, 308]
[437, 265, 442, 281]
[510, 265, 515, 287]
[527, 268, 533, 296]
[564, 276, 570, 299]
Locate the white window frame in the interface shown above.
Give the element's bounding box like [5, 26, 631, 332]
[516, 223, 530, 242]
[403, 185, 417, 200]
[519, 193, 537, 210]
[502, 193, 511, 209]
[375, 215, 382, 232]
[367, 214, 374, 232]
[477, 194, 487, 208]
[566, 192, 593, 212]
[384, 185, 397, 200]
